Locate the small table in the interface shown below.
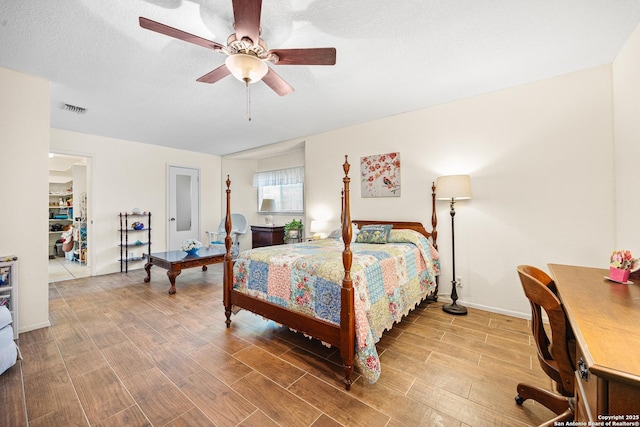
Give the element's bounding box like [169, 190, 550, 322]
[144, 247, 226, 294]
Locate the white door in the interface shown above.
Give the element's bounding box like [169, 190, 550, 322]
[168, 166, 200, 251]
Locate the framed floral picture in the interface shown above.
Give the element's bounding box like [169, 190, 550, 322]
[360, 152, 401, 198]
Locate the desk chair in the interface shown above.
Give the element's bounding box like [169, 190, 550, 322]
[515, 265, 575, 425]
[206, 214, 248, 258]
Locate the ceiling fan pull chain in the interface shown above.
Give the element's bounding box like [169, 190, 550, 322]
[245, 80, 252, 121]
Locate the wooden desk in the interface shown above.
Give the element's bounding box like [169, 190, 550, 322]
[548, 264, 640, 420]
[144, 247, 226, 295]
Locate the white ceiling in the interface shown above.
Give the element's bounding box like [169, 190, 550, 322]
[2, 1, 639, 156]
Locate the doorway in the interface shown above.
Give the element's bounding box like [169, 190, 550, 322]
[48, 153, 92, 282]
[167, 165, 200, 251]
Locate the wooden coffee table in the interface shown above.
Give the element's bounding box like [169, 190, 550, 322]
[144, 247, 226, 294]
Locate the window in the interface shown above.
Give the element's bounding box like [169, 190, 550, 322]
[253, 166, 304, 213]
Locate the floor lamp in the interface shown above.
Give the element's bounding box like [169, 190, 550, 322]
[435, 175, 471, 315]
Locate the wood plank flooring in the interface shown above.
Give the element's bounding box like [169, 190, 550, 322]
[1, 265, 559, 426]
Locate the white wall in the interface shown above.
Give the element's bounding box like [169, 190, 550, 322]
[221, 65, 616, 318]
[613, 22, 640, 251]
[50, 129, 222, 277]
[0, 67, 51, 332]
[300, 65, 615, 317]
[72, 164, 87, 207]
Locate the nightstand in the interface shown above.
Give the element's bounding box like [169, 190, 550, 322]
[251, 225, 285, 248]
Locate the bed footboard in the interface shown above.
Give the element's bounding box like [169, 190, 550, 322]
[222, 157, 357, 389]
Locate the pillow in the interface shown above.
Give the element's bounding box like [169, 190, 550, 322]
[350, 224, 360, 242]
[355, 224, 393, 244]
[328, 224, 360, 242]
[327, 228, 341, 239]
[387, 228, 421, 243]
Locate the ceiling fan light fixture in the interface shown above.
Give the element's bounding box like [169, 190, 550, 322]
[225, 53, 268, 84]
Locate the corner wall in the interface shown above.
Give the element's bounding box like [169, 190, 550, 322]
[0, 67, 51, 332]
[221, 149, 305, 251]
[613, 22, 640, 250]
[221, 158, 258, 252]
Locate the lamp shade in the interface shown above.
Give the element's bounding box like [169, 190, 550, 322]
[259, 198, 276, 212]
[225, 53, 268, 84]
[435, 175, 472, 200]
[309, 220, 326, 233]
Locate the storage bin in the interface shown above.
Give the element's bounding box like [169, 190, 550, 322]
[55, 243, 64, 257]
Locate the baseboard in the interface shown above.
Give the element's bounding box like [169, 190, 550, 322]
[18, 320, 51, 335]
[436, 295, 530, 320]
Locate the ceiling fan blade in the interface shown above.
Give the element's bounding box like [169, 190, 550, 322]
[269, 48, 336, 65]
[139, 17, 224, 51]
[262, 68, 294, 96]
[232, 0, 262, 45]
[196, 65, 231, 84]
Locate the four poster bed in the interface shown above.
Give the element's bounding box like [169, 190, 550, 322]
[221, 156, 440, 389]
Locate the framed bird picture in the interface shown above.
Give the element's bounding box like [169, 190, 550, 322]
[360, 152, 401, 198]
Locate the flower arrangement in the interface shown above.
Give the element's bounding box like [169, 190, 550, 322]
[609, 250, 637, 271]
[181, 239, 202, 252]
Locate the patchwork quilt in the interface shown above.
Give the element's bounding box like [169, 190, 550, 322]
[232, 228, 440, 383]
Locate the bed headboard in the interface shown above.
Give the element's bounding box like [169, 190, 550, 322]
[351, 184, 438, 249]
[351, 220, 433, 241]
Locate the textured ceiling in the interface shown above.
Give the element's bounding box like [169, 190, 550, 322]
[1, 1, 639, 156]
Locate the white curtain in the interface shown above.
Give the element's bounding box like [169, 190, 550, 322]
[253, 166, 304, 187]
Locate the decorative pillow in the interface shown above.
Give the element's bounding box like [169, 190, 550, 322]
[355, 224, 393, 244]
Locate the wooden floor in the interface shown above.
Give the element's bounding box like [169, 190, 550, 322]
[1, 265, 557, 426]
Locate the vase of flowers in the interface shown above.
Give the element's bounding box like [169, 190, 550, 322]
[609, 249, 636, 283]
[181, 239, 202, 255]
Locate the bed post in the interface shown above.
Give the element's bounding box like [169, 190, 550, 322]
[340, 155, 355, 390]
[431, 181, 438, 250]
[427, 181, 439, 302]
[223, 175, 233, 328]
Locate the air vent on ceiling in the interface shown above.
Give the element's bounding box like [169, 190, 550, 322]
[60, 103, 87, 114]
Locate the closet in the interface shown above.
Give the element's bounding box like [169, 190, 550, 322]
[48, 155, 89, 265]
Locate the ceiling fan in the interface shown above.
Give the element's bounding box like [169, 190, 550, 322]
[139, 0, 336, 97]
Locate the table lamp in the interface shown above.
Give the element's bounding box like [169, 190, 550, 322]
[259, 198, 276, 225]
[309, 220, 327, 239]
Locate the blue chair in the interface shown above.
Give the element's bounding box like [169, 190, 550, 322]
[206, 214, 248, 258]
